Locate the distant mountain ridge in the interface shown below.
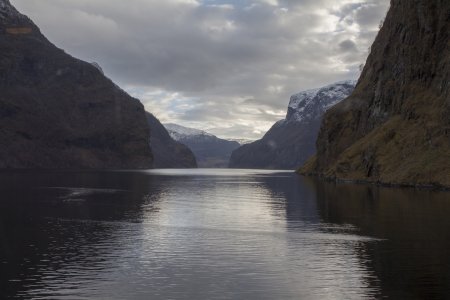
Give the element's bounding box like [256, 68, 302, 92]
[228, 138, 254, 145]
[164, 123, 214, 141]
[229, 81, 356, 169]
[164, 124, 240, 168]
[147, 115, 197, 168]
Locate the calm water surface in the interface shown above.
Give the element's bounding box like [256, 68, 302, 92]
[0, 169, 449, 299]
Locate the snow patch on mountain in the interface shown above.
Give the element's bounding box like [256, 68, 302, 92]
[163, 123, 241, 168]
[229, 80, 357, 169]
[282, 80, 356, 125]
[164, 123, 214, 141]
[228, 138, 254, 145]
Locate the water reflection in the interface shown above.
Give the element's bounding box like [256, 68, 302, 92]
[0, 170, 449, 299]
[0, 171, 159, 299]
[260, 173, 382, 299]
[307, 178, 450, 299]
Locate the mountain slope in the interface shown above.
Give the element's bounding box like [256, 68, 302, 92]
[164, 124, 240, 168]
[0, 0, 153, 169]
[300, 0, 450, 188]
[229, 81, 355, 169]
[147, 114, 197, 168]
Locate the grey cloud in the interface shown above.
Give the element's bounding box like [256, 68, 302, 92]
[339, 40, 358, 52]
[12, 0, 390, 139]
[354, 2, 390, 27]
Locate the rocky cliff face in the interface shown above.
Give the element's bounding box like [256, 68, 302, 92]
[229, 81, 355, 169]
[147, 114, 197, 168]
[300, 0, 450, 188]
[164, 124, 240, 168]
[0, 0, 153, 169]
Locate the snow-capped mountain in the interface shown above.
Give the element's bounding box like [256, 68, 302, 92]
[164, 123, 214, 141]
[164, 124, 240, 168]
[229, 81, 356, 170]
[228, 138, 254, 145]
[147, 116, 197, 169]
[282, 80, 356, 124]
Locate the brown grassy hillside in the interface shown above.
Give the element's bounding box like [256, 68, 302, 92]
[300, 0, 450, 188]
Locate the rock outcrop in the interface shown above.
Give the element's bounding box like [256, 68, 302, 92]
[164, 124, 240, 168]
[0, 0, 153, 169]
[229, 81, 355, 169]
[300, 0, 450, 188]
[147, 113, 197, 168]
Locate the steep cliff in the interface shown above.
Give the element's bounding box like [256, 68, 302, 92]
[300, 0, 450, 188]
[0, 0, 153, 168]
[147, 113, 197, 168]
[229, 81, 355, 169]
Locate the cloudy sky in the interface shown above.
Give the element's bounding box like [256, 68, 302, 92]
[12, 0, 389, 140]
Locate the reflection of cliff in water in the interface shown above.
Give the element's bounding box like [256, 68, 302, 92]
[0, 171, 162, 298]
[306, 177, 450, 299]
[260, 173, 383, 298]
[258, 172, 321, 226]
[2, 171, 449, 299]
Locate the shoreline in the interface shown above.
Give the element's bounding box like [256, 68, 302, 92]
[297, 172, 450, 192]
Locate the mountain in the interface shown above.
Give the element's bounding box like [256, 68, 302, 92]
[0, 0, 153, 169]
[164, 124, 240, 168]
[228, 139, 254, 145]
[229, 81, 356, 169]
[147, 113, 197, 168]
[300, 0, 450, 188]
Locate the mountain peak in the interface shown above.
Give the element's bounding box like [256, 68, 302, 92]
[0, 0, 29, 24]
[229, 80, 356, 170]
[0, 0, 11, 8]
[301, 0, 450, 188]
[285, 80, 356, 123]
[164, 123, 214, 139]
[0, 0, 153, 169]
[163, 123, 240, 168]
[1, 0, 18, 17]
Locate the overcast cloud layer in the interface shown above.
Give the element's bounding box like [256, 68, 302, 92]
[12, 0, 390, 139]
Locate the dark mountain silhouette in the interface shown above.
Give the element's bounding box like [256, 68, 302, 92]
[0, 0, 153, 168]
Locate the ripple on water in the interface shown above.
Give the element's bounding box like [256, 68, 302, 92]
[1, 169, 449, 299]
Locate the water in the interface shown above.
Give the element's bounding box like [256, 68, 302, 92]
[0, 169, 449, 299]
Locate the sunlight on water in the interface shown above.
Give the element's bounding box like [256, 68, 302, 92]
[1, 169, 449, 299]
[143, 168, 293, 176]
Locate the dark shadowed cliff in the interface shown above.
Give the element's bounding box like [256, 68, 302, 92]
[229, 81, 355, 170]
[147, 113, 197, 168]
[301, 0, 450, 188]
[0, 0, 153, 169]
